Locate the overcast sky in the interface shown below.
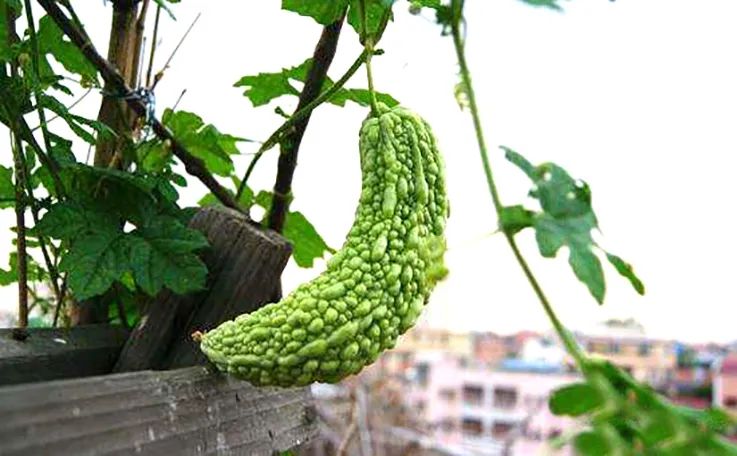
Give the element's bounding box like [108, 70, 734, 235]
[1, 0, 736, 343]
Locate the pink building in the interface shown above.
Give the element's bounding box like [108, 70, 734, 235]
[714, 353, 737, 414]
[404, 352, 579, 455]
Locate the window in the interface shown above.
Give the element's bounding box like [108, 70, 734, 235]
[493, 387, 518, 409]
[462, 385, 484, 405]
[725, 397, 737, 408]
[638, 343, 652, 356]
[609, 342, 621, 354]
[438, 419, 456, 433]
[462, 418, 483, 436]
[415, 363, 429, 387]
[439, 388, 457, 401]
[491, 421, 514, 439]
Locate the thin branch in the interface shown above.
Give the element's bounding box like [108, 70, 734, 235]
[37, 0, 244, 213]
[132, 0, 150, 89]
[267, 14, 346, 232]
[145, 4, 161, 88]
[16, 0, 65, 307]
[236, 49, 370, 199]
[449, 0, 585, 366]
[171, 88, 186, 111]
[4, 111, 66, 197]
[10, 134, 29, 328]
[6, 6, 28, 327]
[30, 88, 93, 132]
[52, 275, 69, 327]
[151, 12, 201, 90]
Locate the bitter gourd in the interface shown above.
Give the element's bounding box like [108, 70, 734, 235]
[200, 104, 448, 386]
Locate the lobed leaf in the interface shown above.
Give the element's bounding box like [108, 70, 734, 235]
[128, 217, 208, 296]
[162, 109, 244, 177]
[606, 252, 645, 295]
[58, 231, 129, 300]
[235, 57, 398, 109]
[37, 15, 98, 82]
[504, 147, 644, 303]
[549, 382, 604, 417]
[281, 0, 349, 25]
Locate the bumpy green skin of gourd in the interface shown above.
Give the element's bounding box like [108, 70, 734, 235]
[200, 104, 448, 387]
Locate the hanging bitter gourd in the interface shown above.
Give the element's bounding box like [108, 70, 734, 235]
[200, 104, 448, 386]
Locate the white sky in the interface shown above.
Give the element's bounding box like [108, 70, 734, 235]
[1, 0, 736, 343]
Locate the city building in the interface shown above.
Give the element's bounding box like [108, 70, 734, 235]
[379, 325, 474, 376]
[574, 320, 678, 389]
[714, 353, 737, 415]
[404, 352, 578, 455]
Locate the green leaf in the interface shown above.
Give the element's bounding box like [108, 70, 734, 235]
[162, 109, 240, 177]
[0, 165, 15, 209]
[136, 139, 172, 173]
[605, 252, 645, 295]
[549, 383, 604, 417]
[285, 211, 335, 267]
[502, 146, 535, 179]
[573, 431, 611, 456]
[517, 0, 564, 11]
[282, 0, 349, 25]
[234, 67, 300, 107]
[254, 191, 334, 268]
[409, 0, 440, 14]
[0, 2, 17, 62]
[533, 163, 593, 219]
[329, 87, 399, 108]
[36, 201, 118, 241]
[235, 58, 398, 109]
[347, 0, 395, 40]
[505, 148, 645, 304]
[39, 94, 113, 144]
[128, 217, 208, 296]
[59, 231, 129, 300]
[499, 205, 535, 236]
[37, 15, 98, 82]
[533, 212, 596, 258]
[0, 73, 33, 123]
[152, 0, 178, 20]
[569, 247, 605, 304]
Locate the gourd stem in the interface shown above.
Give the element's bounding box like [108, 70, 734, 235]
[358, 0, 380, 116]
[364, 40, 380, 116]
[449, 0, 586, 368]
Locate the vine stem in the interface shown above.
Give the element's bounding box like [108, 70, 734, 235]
[268, 15, 346, 232]
[363, 40, 379, 115]
[6, 6, 28, 327]
[449, 0, 586, 368]
[236, 50, 370, 199]
[23, 0, 65, 318]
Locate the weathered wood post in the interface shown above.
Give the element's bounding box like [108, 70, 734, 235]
[114, 206, 292, 372]
[0, 206, 318, 455]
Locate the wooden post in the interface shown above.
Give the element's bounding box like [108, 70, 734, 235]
[114, 206, 292, 372]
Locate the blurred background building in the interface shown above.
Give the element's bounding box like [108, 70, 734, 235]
[300, 319, 737, 455]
